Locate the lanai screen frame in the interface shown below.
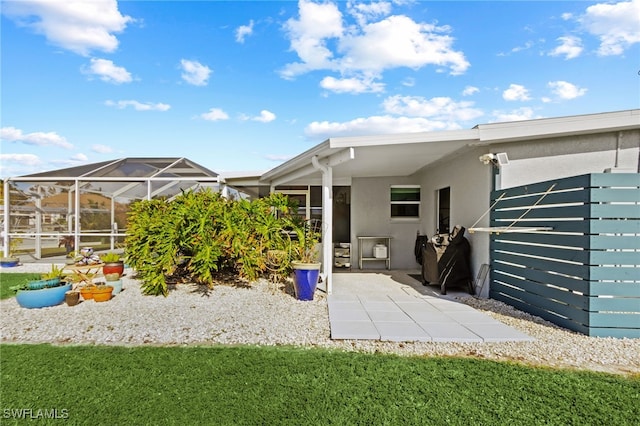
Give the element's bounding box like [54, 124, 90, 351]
[2, 158, 222, 259]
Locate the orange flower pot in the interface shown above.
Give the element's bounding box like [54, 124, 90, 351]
[80, 285, 95, 300]
[93, 285, 113, 302]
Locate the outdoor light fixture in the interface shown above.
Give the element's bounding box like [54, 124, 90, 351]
[479, 152, 509, 167]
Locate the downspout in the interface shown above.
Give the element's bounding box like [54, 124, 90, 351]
[311, 155, 333, 294]
[3, 179, 9, 257]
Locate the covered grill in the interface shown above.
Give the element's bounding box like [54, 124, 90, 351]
[415, 226, 474, 295]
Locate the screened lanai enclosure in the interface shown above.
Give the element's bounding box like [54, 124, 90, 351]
[1, 158, 228, 260]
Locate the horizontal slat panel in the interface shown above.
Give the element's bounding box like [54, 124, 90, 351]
[588, 297, 640, 312]
[589, 235, 640, 250]
[591, 173, 640, 187]
[590, 204, 640, 219]
[493, 204, 589, 220]
[494, 174, 590, 199]
[492, 273, 587, 308]
[590, 188, 640, 203]
[492, 190, 589, 209]
[590, 265, 640, 281]
[494, 251, 588, 278]
[585, 327, 640, 338]
[590, 250, 640, 265]
[493, 240, 589, 263]
[488, 219, 588, 233]
[491, 261, 589, 293]
[590, 219, 640, 233]
[491, 280, 589, 323]
[591, 282, 640, 297]
[587, 312, 640, 328]
[491, 232, 588, 248]
[490, 288, 589, 334]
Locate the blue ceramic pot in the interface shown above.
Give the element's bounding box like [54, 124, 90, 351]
[16, 283, 72, 309]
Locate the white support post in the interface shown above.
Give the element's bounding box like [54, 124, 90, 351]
[74, 180, 80, 253]
[3, 179, 10, 257]
[35, 185, 42, 259]
[312, 155, 333, 294]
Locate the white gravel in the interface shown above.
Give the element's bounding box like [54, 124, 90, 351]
[2, 263, 639, 376]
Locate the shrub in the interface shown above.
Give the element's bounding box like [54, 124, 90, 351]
[125, 190, 301, 296]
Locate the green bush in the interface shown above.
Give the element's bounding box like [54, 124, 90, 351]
[125, 190, 301, 295]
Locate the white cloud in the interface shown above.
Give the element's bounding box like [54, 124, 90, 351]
[235, 20, 254, 43]
[320, 76, 384, 94]
[462, 86, 479, 96]
[92, 144, 113, 154]
[580, 0, 640, 56]
[265, 154, 294, 162]
[0, 126, 73, 149]
[0, 153, 42, 167]
[281, 0, 344, 78]
[305, 115, 459, 140]
[83, 58, 132, 84]
[70, 153, 88, 162]
[549, 36, 583, 59]
[491, 107, 539, 123]
[548, 81, 587, 100]
[249, 110, 277, 123]
[105, 100, 170, 111]
[2, 0, 133, 56]
[180, 59, 212, 86]
[502, 84, 531, 101]
[382, 95, 483, 122]
[506, 41, 534, 55]
[281, 1, 469, 80]
[200, 108, 229, 121]
[347, 0, 392, 26]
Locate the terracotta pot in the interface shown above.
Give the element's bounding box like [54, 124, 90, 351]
[93, 286, 113, 302]
[80, 285, 95, 300]
[65, 291, 80, 306]
[102, 261, 124, 277]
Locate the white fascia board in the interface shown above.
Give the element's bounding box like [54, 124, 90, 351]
[474, 109, 640, 145]
[260, 140, 331, 182]
[329, 129, 479, 148]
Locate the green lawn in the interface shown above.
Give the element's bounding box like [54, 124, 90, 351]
[0, 273, 41, 299]
[1, 344, 638, 425]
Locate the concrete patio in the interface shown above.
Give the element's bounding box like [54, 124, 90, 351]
[325, 271, 534, 343]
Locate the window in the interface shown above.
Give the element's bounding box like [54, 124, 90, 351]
[437, 187, 450, 233]
[390, 185, 420, 218]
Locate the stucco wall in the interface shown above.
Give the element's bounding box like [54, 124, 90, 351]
[350, 176, 422, 270]
[416, 147, 493, 296]
[349, 147, 493, 289]
[494, 130, 640, 189]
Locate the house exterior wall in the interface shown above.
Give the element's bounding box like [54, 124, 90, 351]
[348, 148, 493, 292]
[493, 130, 640, 189]
[416, 147, 493, 296]
[350, 176, 423, 270]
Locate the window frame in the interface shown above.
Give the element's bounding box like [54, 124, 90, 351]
[390, 185, 421, 219]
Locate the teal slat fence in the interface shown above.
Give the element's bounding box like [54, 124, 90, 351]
[489, 173, 640, 338]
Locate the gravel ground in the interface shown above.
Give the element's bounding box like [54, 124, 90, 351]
[2, 263, 639, 377]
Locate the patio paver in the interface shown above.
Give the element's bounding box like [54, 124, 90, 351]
[327, 272, 534, 343]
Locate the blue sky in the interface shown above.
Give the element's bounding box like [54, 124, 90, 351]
[1, 0, 639, 178]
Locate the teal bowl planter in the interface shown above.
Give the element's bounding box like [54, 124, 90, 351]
[291, 261, 321, 301]
[107, 279, 123, 295]
[16, 283, 72, 309]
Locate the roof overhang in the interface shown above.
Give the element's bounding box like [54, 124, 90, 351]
[260, 109, 640, 186]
